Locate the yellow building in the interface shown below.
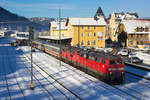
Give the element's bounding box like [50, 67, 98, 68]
[66, 17, 107, 48]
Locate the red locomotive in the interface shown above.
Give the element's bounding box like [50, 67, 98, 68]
[33, 40, 125, 83]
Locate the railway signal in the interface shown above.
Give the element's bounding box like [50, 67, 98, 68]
[29, 26, 34, 89]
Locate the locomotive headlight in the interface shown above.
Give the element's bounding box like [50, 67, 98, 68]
[102, 65, 105, 68]
[118, 67, 124, 70]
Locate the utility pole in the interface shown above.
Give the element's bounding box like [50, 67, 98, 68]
[29, 26, 34, 90]
[59, 8, 61, 67]
[78, 19, 80, 47]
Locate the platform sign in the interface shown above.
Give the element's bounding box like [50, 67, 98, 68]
[29, 26, 34, 41]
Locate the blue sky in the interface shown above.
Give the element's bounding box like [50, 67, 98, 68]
[0, 0, 150, 18]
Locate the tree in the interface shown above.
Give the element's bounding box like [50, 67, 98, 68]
[117, 31, 127, 47]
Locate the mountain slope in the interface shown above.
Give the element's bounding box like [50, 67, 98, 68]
[0, 6, 48, 31]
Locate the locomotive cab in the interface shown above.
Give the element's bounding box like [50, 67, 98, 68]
[107, 58, 125, 83]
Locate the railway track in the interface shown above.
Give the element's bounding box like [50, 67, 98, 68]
[2, 56, 12, 100]
[22, 53, 82, 100]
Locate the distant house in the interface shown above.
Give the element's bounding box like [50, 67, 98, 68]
[120, 19, 150, 48]
[50, 19, 69, 38]
[108, 12, 138, 42]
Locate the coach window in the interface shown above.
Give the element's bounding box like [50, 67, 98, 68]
[109, 60, 116, 65]
[94, 26, 96, 29]
[88, 26, 90, 30]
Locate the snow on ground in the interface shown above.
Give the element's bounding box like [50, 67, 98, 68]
[125, 65, 150, 79]
[1, 37, 150, 100]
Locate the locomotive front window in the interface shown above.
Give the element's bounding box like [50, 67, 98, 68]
[116, 60, 122, 64]
[109, 60, 116, 65]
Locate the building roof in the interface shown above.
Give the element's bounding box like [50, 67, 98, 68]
[122, 19, 150, 34]
[50, 20, 67, 30]
[67, 17, 107, 26]
[94, 7, 105, 17]
[38, 36, 71, 40]
[115, 12, 138, 20]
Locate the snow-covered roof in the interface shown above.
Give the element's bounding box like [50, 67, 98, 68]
[51, 20, 67, 30]
[67, 17, 107, 26]
[122, 19, 150, 34]
[115, 12, 138, 20]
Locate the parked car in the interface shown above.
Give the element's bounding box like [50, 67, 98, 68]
[128, 57, 142, 63]
[118, 49, 129, 56]
[128, 52, 137, 58]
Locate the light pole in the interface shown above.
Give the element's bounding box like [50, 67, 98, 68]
[29, 26, 34, 90]
[59, 8, 61, 67]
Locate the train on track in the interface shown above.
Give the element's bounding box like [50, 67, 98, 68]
[33, 40, 125, 84]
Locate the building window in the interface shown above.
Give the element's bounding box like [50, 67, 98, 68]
[97, 32, 103, 40]
[145, 27, 149, 32]
[81, 40, 84, 46]
[87, 40, 90, 45]
[140, 27, 144, 32]
[94, 26, 96, 29]
[136, 27, 140, 32]
[88, 26, 90, 29]
[93, 40, 96, 45]
[94, 32, 96, 37]
[88, 32, 90, 37]
[82, 32, 84, 37]
[82, 26, 84, 30]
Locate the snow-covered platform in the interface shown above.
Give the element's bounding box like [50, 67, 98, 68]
[1, 38, 150, 100]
